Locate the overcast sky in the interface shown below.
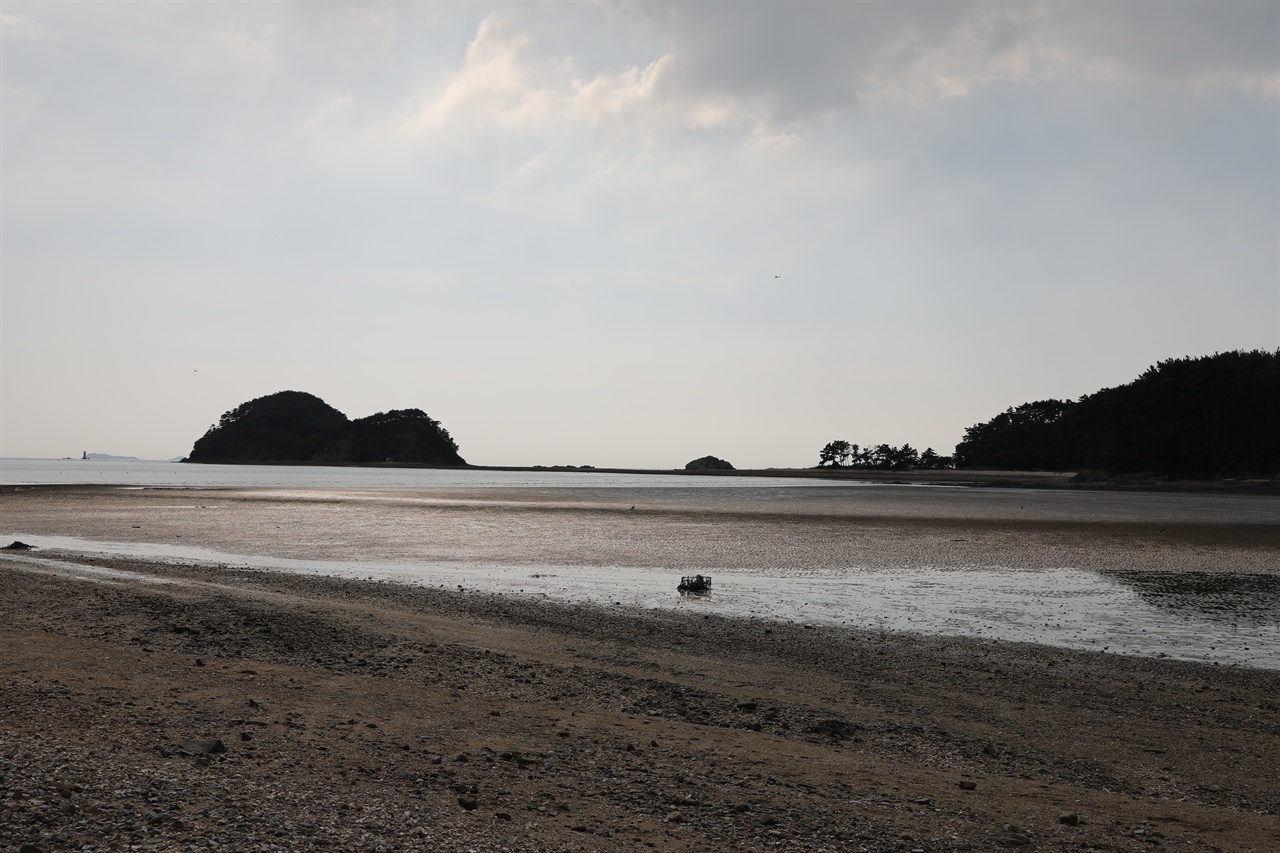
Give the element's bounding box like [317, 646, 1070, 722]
[2, 1, 1277, 467]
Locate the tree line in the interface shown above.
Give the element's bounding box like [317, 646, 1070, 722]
[818, 440, 954, 471]
[953, 350, 1278, 478]
[816, 351, 1278, 479]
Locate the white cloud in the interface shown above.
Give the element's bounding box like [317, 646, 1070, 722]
[301, 93, 355, 133]
[2, 82, 44, 106]
[396, 13, 748, 146]
[212, 23, 278, 68]
[401, 15, 543, 135]
[1, 12, 46, 41]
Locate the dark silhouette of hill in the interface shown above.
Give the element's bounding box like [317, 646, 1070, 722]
[954, 350, 1280, 479]
[186, 391, 465, 466]
[685, 455, 734, 470]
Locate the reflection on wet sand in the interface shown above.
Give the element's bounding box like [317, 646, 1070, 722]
[1107, 570, 1280, 623]
[2, 481, 1276, 669]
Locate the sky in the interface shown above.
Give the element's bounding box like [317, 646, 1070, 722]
[2, 1, 1278, 468]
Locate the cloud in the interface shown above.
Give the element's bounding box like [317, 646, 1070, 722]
[2, 82, 44, 106]
[212, 22, 278, 68]
[374, 0, 1277, 167]
[628, 1, 1280, 122]
[396, 13, 748, 146]
[1, 12, 46, 41]
[400, 15, 545, 135]
[301, 93, 355, 133]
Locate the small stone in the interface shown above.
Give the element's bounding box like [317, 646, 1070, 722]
[732, 802, 751, 813]
[958, 780, 977, 790]
[194, 659, 205, 667]
[495, 812, 512, 821]
[457, 796, 478, 811]
[19, 845, 44, 853]
[179, 738, 227, 755]
[1058, 812, 1080, 826]
[666, 810, 684, 823]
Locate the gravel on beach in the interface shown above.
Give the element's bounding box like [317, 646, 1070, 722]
[2, 553, 1278, 852]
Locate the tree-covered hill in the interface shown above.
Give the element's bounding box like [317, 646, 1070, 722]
[186, 391, 465, 465]
[954, 350, 1280, 479]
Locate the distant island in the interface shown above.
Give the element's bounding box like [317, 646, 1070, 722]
[955, 350, 1279, 480]
[685, 455, 734, 471]
[80, 452, 141, 461]
[185, 391, 465, 466]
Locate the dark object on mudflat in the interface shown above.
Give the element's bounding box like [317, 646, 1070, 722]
[678, 575, 712, 593]
[806, 719, 858, 739]
[178, 738, 227, 755]
[685, 455, 734, 470]
[186, 390, 465, 465]
[4, 540, 34, 550]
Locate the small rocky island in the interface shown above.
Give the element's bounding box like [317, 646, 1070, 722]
[186, 390, 465, 465]
[685, 455, 734, 471]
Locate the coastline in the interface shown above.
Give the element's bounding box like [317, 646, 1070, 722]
[3, 553, 1278, 852]
[181, 460, 1280, 495]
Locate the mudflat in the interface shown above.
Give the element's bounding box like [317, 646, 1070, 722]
[2, 553, 1277, 852]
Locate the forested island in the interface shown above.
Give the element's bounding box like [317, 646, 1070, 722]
[185, 391, 465, 465]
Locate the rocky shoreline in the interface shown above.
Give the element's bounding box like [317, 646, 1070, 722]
[2, 553, 1278, 852]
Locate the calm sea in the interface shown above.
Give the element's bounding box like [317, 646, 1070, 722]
[3, 458, 1278, 669]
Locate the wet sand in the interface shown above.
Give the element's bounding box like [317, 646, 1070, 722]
[3, 552, 1279, 852]
[3, 483, 1278, 851]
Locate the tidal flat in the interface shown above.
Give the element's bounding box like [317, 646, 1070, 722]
[1, 479, 1278, 850]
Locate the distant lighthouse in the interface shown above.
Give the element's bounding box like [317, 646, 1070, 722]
[82, 451, 87, 460]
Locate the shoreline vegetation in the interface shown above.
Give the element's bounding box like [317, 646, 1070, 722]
[3, 554, 1278, 851]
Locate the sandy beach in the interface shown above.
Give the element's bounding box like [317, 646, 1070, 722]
[3, 547, 1278, 852]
